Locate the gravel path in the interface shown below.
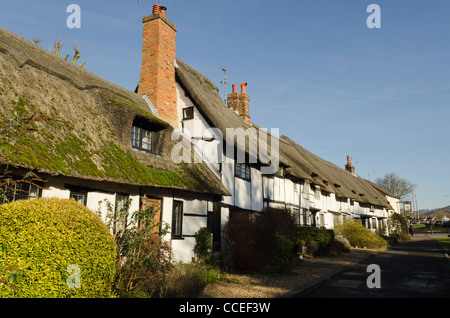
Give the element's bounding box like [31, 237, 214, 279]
[199, 248, 376, 298]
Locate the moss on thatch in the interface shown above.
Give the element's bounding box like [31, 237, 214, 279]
[0, 27, 228, 195]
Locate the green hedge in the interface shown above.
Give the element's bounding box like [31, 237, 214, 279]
[0, 198, 116, 297]
[295, 226, 334, 253]
[269, 235, 294, 272]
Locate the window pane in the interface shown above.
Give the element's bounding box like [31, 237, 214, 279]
[293, 208, 300, 225]
[131, 125, 155, 153]
[302, 209, 308, 225]
[207, 212, 213, 231]
[114, 194, 129, 234]
[14, 182, 28, 201]
[115, 194, 128, 212]
[131, 126, 140, 148]
[235, 163, 250, 181]
[28, 184, 40, 199]
[183, 107, 194, 120]
[4, 181, 42, 202]
[172, 201, 183, 238]
[141, 130, 152, 151]
[71, 192, 87, 205]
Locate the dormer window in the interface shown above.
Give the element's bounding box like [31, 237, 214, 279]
[131, 125, 156, 153]
[130, 116, 166, 155]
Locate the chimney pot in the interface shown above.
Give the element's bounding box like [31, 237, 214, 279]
[152, 4, 161, 14]
[232, 84, 237, 94]
[240, 82, 248, 94]
[160, 6, 167, 17]
[152, 4, 167, 16]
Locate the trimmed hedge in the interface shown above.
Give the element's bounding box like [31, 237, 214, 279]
[0, 198, 116, 297]
[295, 226, 334, 254]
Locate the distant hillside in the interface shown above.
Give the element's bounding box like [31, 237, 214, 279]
[419, 205, 450, 216]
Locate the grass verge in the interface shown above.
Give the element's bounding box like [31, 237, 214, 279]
[435, 237, 450, 250]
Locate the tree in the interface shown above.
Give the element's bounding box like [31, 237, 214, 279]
[434, 210, 446, 221]
[375, 172, 416, 200]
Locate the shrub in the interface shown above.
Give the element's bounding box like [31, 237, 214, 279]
[261, 207, 297, 242]
[387, 233, 411, 244]
[0, 198, 116, 298]
[222, 207, 296, 272]
[328, 235, 351, 255]
[334, 220, 387, 250]
[194, 227, 212, 260]
[113, 205, 173, 297]
[269, 235, 293, 272]
[222, 212, 267, 271]
[295, 226, 334, 254]
[159, 262, 218, 298]
[388, 213, 409, 240]
[334, 234, 351, 250]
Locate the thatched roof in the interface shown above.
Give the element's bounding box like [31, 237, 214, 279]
[279, 135, 394, 209]
[174, 57, 393, 209]
[0, 27, 229, 196]
[175, 58, 290, 168]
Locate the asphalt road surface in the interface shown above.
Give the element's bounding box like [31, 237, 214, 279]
[295, 229, 450, 298]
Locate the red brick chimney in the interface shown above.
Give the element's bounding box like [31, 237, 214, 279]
[137, 4, 178, 127]
[227, 82, 250, 124]
[345, 156, 356, 175]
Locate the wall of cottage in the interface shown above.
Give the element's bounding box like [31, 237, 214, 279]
[41, 176, 141, 219]
[387, 195, 400, 214]
[39, 176, 215, 263]
[155, 190, 213, 263]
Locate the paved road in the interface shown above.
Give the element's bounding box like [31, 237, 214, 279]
[295, 229, 450, 298]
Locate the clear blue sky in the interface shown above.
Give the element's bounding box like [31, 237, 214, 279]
[1, 0, 449, 210]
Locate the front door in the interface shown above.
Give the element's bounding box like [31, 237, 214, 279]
[141, 196, 162, 233]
